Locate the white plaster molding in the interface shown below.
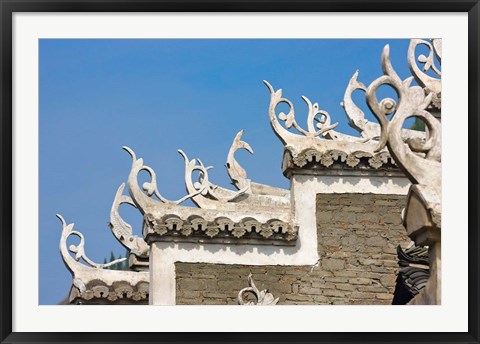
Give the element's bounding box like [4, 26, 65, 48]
[293, 174, 410, 195]
[149, 246, 176, 305]
[143, 213, 297, 246]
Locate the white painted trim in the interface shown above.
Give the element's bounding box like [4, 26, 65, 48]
[295, 174, 411, 195]
[149, 246, 176, 305]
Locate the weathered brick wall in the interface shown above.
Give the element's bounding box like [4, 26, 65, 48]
[176, 193, 410, 305]
[314, 193, 410, 304]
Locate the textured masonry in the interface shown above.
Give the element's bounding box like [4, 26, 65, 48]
[176, 193, 410, 305]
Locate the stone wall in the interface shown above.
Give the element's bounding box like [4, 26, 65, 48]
[176, 193, 410, 305]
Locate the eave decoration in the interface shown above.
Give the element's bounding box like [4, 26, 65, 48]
[57, 215, 149, 304]
[237, 273, 279, 306]
[264, 42, 430, 175]
[122, 132, 296, 246]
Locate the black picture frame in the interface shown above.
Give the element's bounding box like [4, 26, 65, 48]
[1, 1, 478, 343]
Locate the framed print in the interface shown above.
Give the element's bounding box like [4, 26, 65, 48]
[1, 1, 479, 344]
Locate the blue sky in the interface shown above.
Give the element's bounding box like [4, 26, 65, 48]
[39, 39, 414, 304]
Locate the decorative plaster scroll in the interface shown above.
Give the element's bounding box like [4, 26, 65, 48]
[407, 39, 441, 109]
[226, 129, 253, 191]
[265, 78, 380, 144]
[179, 149, 249, 208]
[57, 214, 126, 271]
[176, 133, 290, 209]
[109, 183, 149, 258]
[225, 130, 290, 197]
[123, 147, 292, 244]
[366, 44, 441, 191]
[264, 63, 426, 171]
[264, 80, 339, 146]
[373, 42, 441, 305]
[238, 273, 279, 305]
[341, 71, 427, 143]
[265, 79, 407, 177]
[123, 146, 209, 213]
[57, 214, 149, 301]
[125, 146, 286, 214]
[143, 212, 297, 245]
[69, 281, 149, 304]
[340, 70, 380, 141]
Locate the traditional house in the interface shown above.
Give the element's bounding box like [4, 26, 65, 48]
[57, 38, 441, 306]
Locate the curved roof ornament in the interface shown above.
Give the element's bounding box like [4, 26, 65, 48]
[340, 70, 381, 141]
[264, 79, 389, 145]
[57, 214, 126, 272]
[225, 129, 253, 191]
[223, 130, 289, 197]
[124, 140, 289, 215]
[177, 132, 289, 209]
[109, 183, 149, 258]
[121, 147, 295, 245]
[56, 214, 149, 304]
[367, 44, 441, 190]
[264, 80, 339, 146]
[341, 70, 427, 144]
[264, 78, 402, 173]
[179, 149, 250, 209]
[123, 146, 207, 213]
[407, 38, 441, 111]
